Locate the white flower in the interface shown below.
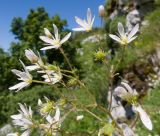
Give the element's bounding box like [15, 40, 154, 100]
[44, 107, 61, 135]
[25, 64, 40, 71]
[42, 70, 62, 84]
[7, 132, 19, 136]
[109, 22, 139, 45]
[25, 49, 38, 63]
[9, 60, 32, 91]
[133, 105, 153, 130]
[115, 82, 153, 130]
[98, 5, 105, 17]
[11, 103, 33, 136]
[25, 51, 44, 71]
[38, 97, 55, 116]
[72, 8, 95, 32]
[76, 115, 84, 121]
[40, 24, 71, 50]
[46, 107, 60, 123]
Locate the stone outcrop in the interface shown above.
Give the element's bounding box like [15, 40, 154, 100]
[0, 124, 13, 136]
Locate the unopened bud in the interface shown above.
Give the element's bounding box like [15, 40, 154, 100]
[67, 78, 78, 87]
[25, 49, 39, 63]
[99, 5, 105, 17]
[94, 49, 106, 61]
[39, 101, 54, 115]
[46, 64, 58, 71]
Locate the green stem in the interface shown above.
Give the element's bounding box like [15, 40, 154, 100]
[108, 76, 114, 112]
[84, 108, 102, 122]
[130, 113, 139, 128]
[108, 46, 126, 112]
[60, 47, 96, 104]
[32, 80, 51, 85]
[59, 47, 73, 71]
[60, 69, 74, 74]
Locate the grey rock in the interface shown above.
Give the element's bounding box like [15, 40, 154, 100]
[0, 124, 13, 136]
[126, 9, 140, 33]
[81, 34, 106, 44]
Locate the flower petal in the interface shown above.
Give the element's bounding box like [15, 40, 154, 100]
[76, 115, 84, 121]
[122, 124, 135, 136]
[109, 34, 121, 43]
[91, 16, 95, 27]
[121, 82, 134, 93]
[39, 36, 54, 44]
[40, 45, 59, 50]
[54, 107, 60, 122]
[87, 8, 92, 24]
[46, 115, 53, 124]
[72, 27, 86, 31]
[7, 133, 19, 136]
[9, 82, 28, 91]
[19, 60, 31, 79]
[26, 65, 39, 71]
[38, 99, 42, 106]
[29, 106, 32, 117]
[44, 28, 53, 38]
[114, 86, 128, 98]
[60, 32, 71, 44]
[21, 129, 31, 136]
[128, 36, 137, 43]
[118, 22, 125, 38]
[75, 16, 87, 28]
[11, 69, 22, 77]
[18, 103, 28, 116]
[128, 24, 139, 39]
[133, 105, 153, 130]
[11, 114, 22, 120]
[53, 24, 59, 40]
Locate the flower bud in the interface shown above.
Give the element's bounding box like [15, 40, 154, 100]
[99, 5, 105, 17]
[67, 78, 78, 87]
[94, 49, 106, 61]
[25, 49, 39, 63]
[39, 100, 54, 115]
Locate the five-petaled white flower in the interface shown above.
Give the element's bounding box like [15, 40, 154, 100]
[115, 82, 153, 130]
[11, 103, 33, 136]
[9, 60, 32, 92]
[42, 70, 62, 84]
[39, 24, 71, 50]
[72, 8, 95, 32]
[109, 22, 139, 45]
[44, 107, 61, 135]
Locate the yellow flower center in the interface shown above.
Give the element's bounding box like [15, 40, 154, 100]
[53, 40, 60, 46]
[86, 26, 92, 32]
[120, 37, 128, 45]
[25, 76, 33, 84]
